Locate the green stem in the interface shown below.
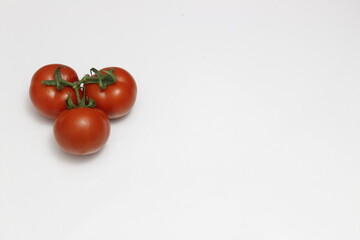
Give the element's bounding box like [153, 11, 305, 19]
[74, 87, 81, 104]
[84, 76, 99, 80]
[42, 67, 116, 109]
[73, 75, 102, 88]
[60, 79, 74, 87]
[42, 79, 74, 87]
[82, 80, 101, 84]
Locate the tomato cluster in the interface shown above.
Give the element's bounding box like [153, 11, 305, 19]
[29, 64, 137, 155]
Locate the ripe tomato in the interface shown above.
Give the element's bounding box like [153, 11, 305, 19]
[54, 108, 110, 155]
[29, 64, 79, 118]
[85, 67, 137, 119]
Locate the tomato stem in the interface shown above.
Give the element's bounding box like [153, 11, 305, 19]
[74, 87, 81, 104]
[74, 75, 92, 87]
[42, 67, 116, 109]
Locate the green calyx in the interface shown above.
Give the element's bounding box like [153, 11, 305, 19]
[66, 90, 96, 109]
[42, 66, 73, 90]
[41, 66, 117, 109]
[90, 68, 116, 90]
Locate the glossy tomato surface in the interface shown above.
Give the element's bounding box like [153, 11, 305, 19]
[86, 67, 137, 119]
[29, 64, 79, 118]
[53, 108, 110, 155]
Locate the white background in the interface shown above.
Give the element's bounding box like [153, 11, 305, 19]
[1, 0, 360, 239]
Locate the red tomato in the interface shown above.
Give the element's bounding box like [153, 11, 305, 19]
[29, 64, 79, 118]
[86, 67, 137, 119]
[54, 108, 110, 155]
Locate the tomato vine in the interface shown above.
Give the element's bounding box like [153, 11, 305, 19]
[29, 63, 137, 155]
[41, 66, 117, 109]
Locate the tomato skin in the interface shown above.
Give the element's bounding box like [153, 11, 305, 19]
[29, 64, 79, 119]
[85, 67, 137, 119]
[54, 108, 110, 155]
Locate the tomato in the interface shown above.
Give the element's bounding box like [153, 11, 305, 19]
[53, 108, 110, 155]
[85, 67, 137, 119]
[29, 64, 79, 118]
